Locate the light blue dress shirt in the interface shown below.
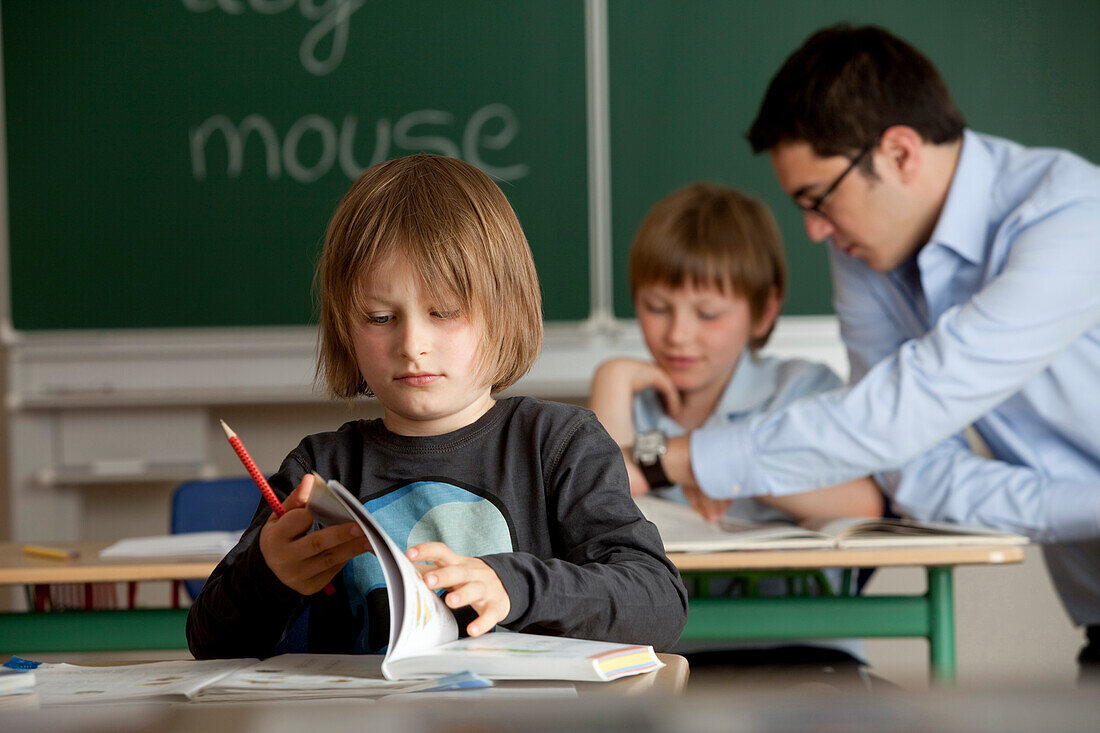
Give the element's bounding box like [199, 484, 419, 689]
[690, 130, 1100, 624]
[635, 352, 864, 658]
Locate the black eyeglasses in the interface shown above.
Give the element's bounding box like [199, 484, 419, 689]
[794, 138, 878, 218]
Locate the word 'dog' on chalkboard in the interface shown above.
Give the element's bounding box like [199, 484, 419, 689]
[3, 1, 590, 330]
[183, 0, 365, 78]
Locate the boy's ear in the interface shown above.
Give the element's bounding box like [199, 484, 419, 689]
[751, 286, 783, 339]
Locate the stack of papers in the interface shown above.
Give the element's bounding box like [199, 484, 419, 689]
[32, 655, 492, 705]
[98, 531, 243, 558]
[34, 659, 247, 705]
[0, 667, 36, 697]
[190, 655, 489, 701]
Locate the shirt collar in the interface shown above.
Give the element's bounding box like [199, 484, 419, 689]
[705, 351, 776, 421]
[926, 129, 995, 265]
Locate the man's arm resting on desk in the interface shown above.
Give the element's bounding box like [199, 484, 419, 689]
[877, 432, 1100, 544]
[663, 435, 722, 520]
[665, 435, 884, 522]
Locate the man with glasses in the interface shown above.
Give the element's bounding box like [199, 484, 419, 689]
[645, 24, 1100, 682]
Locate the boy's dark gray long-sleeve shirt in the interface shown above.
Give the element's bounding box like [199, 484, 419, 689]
[187, 397, 688, 658]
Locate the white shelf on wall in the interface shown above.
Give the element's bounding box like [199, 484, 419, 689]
[2, 316, 845, 543]
[4, 316, 844, 411]
[34, 461, 220, 487]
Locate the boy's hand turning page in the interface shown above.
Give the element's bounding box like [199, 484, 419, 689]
[305, 474, 459, 666]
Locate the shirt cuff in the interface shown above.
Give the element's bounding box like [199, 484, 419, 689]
[1043, 480, 1100, 544]
[689, 423, 755, 499]
[478, 553, 529, 626]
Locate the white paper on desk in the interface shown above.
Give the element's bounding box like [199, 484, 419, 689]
[33, 659, 253, 705]
[98, 531, 243, 558]
[191, 654, 449, 701]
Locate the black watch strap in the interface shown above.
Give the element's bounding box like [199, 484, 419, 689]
[639, 456, 673, 490]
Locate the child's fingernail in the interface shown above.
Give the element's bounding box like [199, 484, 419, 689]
[350, 526, 362, 537]
[425, 574, 436, 586]
[469, 624, 480, 635]
[407, 548, 418, 559]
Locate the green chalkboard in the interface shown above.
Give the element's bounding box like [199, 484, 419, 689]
[6, 3, 1098, 330]
[609, 0, 1100, 317]
[3, 1, 589, 329]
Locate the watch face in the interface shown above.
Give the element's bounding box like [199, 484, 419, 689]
[634, 430, 667, 464]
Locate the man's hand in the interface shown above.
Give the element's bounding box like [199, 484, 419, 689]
[407, 542, 510, 637]
[259, 473, 372, 595]
[664, 433, 732, 522]
[681, 479, 733, 523]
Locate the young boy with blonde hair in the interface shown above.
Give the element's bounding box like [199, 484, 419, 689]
[188, 155, 687, 658]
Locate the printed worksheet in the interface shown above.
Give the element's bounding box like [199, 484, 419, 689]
[33, 659, 251, 705]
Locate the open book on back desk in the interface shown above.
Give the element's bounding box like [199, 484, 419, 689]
[306, 474, 662, 682]
[634, 494, 1029, 553]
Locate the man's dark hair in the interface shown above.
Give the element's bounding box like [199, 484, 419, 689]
[747, 24, 966, 158]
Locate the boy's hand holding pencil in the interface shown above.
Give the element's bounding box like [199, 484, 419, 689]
[258, 473, 373, 596]
[221, 421, 368, 597]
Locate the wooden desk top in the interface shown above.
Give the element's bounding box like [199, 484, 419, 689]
[0, 542, 218, 585]
[0, 540, 1024, 586]
[669, 543, 1025, 572]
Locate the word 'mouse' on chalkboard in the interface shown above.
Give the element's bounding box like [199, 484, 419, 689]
[3, 2, 589, 330]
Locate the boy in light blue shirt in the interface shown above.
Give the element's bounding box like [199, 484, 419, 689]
[590, 183, 882, 676]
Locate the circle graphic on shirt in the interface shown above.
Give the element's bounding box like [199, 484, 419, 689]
[340, 480, 513, 653]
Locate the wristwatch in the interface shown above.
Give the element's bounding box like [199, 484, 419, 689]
[632, 430, 673, 489]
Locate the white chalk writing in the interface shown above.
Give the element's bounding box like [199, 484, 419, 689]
[181, 0, 364, 76]
[190, 104, 530, 183]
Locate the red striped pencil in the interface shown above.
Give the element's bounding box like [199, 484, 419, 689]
[220, 420, 335, 596]
[220, 420, 284, 518]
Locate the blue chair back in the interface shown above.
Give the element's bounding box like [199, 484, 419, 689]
[171, 477, 261, 599]
[171, 476, 310, 652]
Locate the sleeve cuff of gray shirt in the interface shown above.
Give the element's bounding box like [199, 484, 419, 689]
[478, 553, 530, 627]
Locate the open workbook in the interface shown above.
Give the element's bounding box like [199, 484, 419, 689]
[634, 494, 1029, 553]
[306, 474, 662, 682]
[30, 655, 494, 705]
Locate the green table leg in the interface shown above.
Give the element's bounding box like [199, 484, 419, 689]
[681, 594, 931, 640]
[927, 566, 956, 684]
[680, 566, 960, 685]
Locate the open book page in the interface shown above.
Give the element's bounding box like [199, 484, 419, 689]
[191, 654, 474, 701]
[636, 495, 1029, 551]
[633, 494, 833, 552]
[306, 476, 458, 668]
[803, 517, 1030, 548]
[33, 659, 253, 705]
[385, 631, 663, 682]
